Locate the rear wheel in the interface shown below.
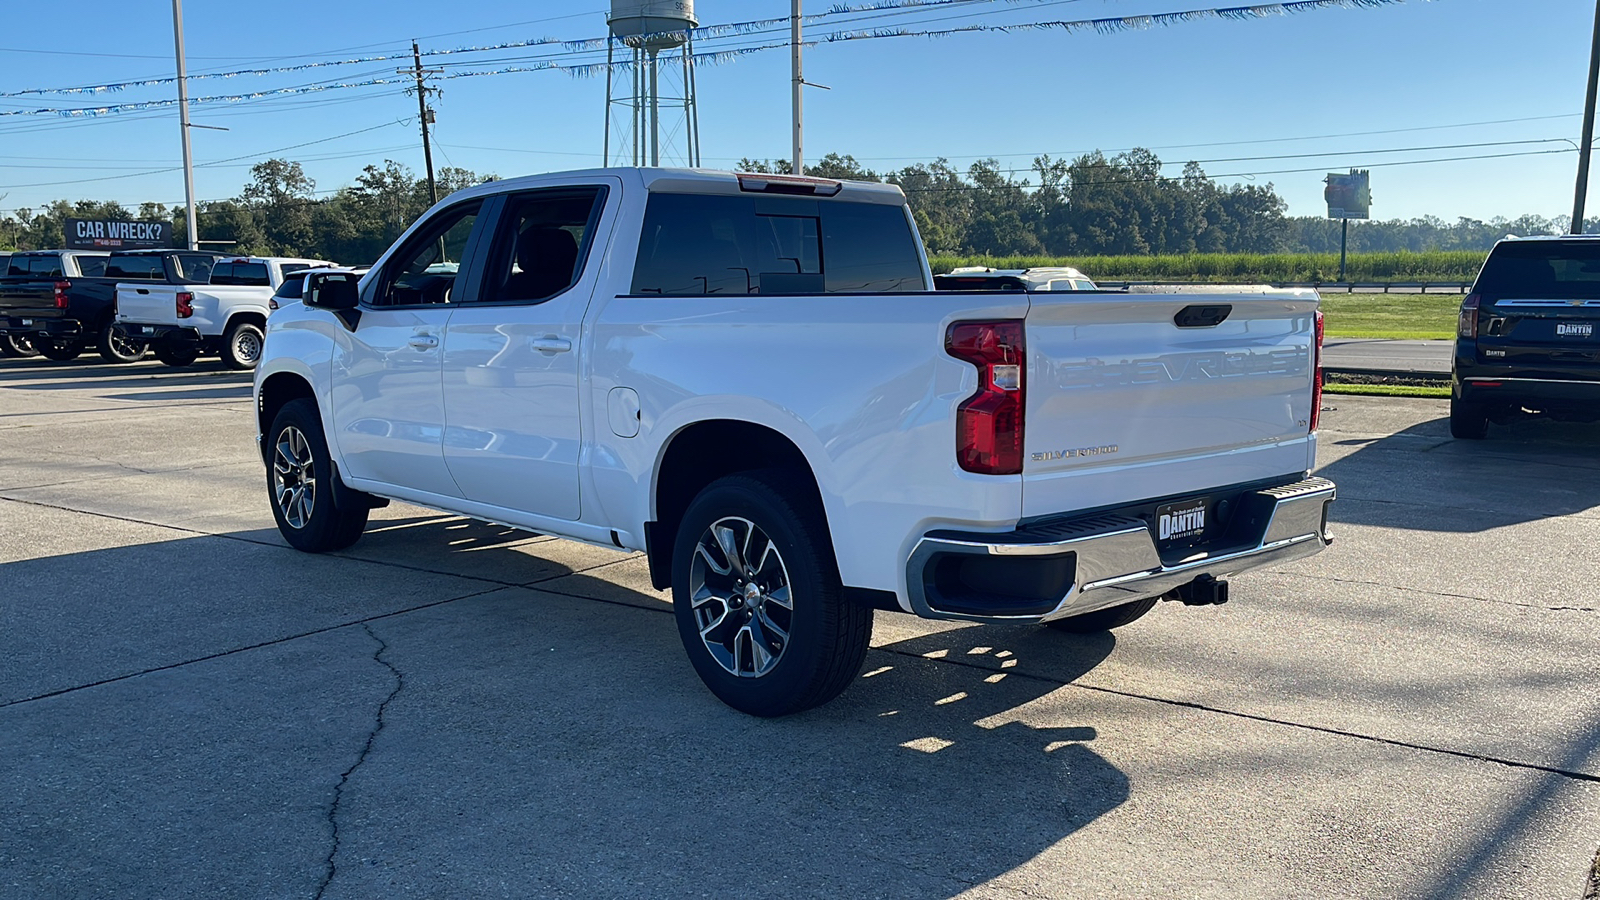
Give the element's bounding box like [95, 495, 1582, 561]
[1449, 395, 1490, 440]
[267, 398, 369, 553]
[1045, 596, 1159, 634]
[672, 471, 871, 717]
[36, 340, 83, 362]
[154, 341, 200, 367]
[221, 321, 265, 370]
[0, 335, 39, 358]
[97, 322, 147, 363]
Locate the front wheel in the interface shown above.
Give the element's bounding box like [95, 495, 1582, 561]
[221, 321, 265, 370]
[1, 334, 39, 358]
[97, 322, 147, 363]
[267, 398, 369, 552]
[672, 472, 871, 717]
[1449, 395, 1490, 440]
[36, 340, 83, 362]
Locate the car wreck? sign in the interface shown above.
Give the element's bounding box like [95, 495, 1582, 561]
[65, 218, 170, 250]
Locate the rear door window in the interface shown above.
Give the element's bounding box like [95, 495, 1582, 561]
[76, 256, 109, 277]
[105, 256, 167, 280]
[478, 188, 606, 304]
[631, 193, 925, 295]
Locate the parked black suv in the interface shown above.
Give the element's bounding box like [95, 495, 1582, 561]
[1452, 236, 1600, 438]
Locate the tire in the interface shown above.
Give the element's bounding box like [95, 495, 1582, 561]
[1449, 395, 1490, 440]
[267, 398, 369, 553]
[221, 320, 265, 370]
[97, 322, 147, 364]
[36, 340, 83, 362]
[1045, 596, 1159, 634]
[672, 471, 872, 717]
[1, 334, 39, 358]
[153, 341, 200, 367]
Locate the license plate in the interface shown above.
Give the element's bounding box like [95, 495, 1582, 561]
[1155, 497, 1212, 549]
[1556, 322, 1594, 337]
[19, 319, 31, 326]
[141, 327, 155, 334]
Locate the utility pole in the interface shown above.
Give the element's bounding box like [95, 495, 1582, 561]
[404, 42, 441, 205]
[1574, 1, 1600, 233]
[171, 0, 198, 250]
[791, 0, 803, 176]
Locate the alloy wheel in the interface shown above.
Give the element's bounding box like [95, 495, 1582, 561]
[688, 516, 794, 678]
[272, 425, 316, 529]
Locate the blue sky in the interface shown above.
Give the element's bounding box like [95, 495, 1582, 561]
[0, 0, 1590, 223]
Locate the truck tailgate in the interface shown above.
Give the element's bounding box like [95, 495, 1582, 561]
[1022, 290, 1319, 518]
[0, 279, 65, 319]
[116, 284, 180, 326]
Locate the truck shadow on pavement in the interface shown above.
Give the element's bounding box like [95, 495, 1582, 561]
[1317, 412, 1600, 532]
[0, 511, 1130, 899]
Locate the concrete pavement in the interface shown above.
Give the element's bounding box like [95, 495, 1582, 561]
[1, 354, 1597, 899]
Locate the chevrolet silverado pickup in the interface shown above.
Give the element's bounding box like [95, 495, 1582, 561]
[116, 255, 330, 369]
[0, 249, 221, 362]
[254, 168, 1335, 716]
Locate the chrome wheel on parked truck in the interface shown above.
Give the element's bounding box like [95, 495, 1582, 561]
[688, 516, 796, 678]
[267, 398, 369, 552]
[0, 334, 39, 358]
[672, 471, 871, 717]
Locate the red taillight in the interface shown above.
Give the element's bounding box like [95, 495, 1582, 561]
[176, 291, 194, 319]
[53, 280, 70, 309]
[1310, 309, 1325, 433]
[1458, 292, 1480, 339]
[947, 320, 1025, 475]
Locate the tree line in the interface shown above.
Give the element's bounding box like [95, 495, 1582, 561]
[2, 150, 1587, 262]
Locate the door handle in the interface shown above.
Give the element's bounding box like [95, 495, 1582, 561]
[530, 337, 572, 353]
[407, 334, 439, 350]
[136, 289, 149, 295]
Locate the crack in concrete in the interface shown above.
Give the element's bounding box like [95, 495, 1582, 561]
[1334, 494, 1600, 525]
[1262, 570, 1600, 615]
[314, 623, 402, 900]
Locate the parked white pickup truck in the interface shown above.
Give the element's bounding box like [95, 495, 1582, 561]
[117, 256, 329, 368]
[253, 168, 1334, 716]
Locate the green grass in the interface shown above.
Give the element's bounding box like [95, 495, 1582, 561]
[930, 251, 1484, 285]
[1323, 383, 1452, 398]
[1320, 293, 1460, 340]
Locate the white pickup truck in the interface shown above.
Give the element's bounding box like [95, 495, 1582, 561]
[117, 256, 329, 368]
[253, 168, 1334, 716]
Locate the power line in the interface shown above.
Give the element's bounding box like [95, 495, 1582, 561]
[898, 147, 1581, 193]
[0, 121, 409, 189]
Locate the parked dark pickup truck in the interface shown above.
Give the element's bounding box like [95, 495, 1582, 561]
[1452, 235, 1600, 438]
[0, 249, 221, 363]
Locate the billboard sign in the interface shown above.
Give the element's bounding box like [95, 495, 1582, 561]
[64, 218, 171, 251]
[1325, 170, 1372, 220]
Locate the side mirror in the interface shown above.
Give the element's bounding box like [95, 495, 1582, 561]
[305, 273, 360, 311]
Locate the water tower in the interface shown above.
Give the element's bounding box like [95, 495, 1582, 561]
[605, 0, 701, 168]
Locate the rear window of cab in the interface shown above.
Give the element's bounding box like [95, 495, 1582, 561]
[1476, 240, 1600, 299]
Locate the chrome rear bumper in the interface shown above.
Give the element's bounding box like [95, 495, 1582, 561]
[906, 476, 1335, 624]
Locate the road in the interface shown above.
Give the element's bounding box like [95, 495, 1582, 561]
[1324, 337, 1453, 376]
[0, 355, 1596, 899]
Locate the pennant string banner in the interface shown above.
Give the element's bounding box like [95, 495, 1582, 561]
[0, 0, 1424, 115]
